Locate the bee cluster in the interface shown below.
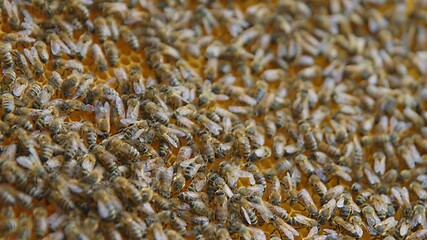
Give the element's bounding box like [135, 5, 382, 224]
[0, 0, 427, 239]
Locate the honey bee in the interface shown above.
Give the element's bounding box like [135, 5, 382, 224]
[34, 41, 49, 63]
[93, 188, 121, 220]
[391, 187, 412, 217]
[47, 190, 76, 211]
[102, 40, 119, 67]
[332, 216, 363, 238]
[299, 121, 318, 151]
[113, 176, 142, 205]
[15, 51, 34, 81]
[3, 113, 33, 131]
[142, 100, 169, 125]
[321, 185, 345, 205]
[76, 33, 93, 60]
[92, 144, 120, 175]
[248, 146, 271, 162]
[0, 184, 16, 205]
[107, 138, 140, 160]
[1, 93, 15, 114]
[268, 176, 282, 206]
[271, 216, 300, 240]
[93, 17, 110, 43]
[409, 182, 427, 200]
[33, 207, 48, 238]
[199, 132, 215, 163]
[0, 42, 13, 68]
[53, 59, 84, 72]
[361, 132, 398, 146]
[91, 44, 108, 73]
[295, 154, 314, 176]
[374, 217, 398, 237]
[298, 189, 318, 218]
[120, 25, 140, 50]
[337, 192, 361, 218]
[309, 174, 327, 197]
[95, 101, 111, 135]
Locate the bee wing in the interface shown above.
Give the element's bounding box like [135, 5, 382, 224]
[115, 97, 125, 117]
[222, 184, 234, 198]
[204, 119, 223, 136]
[278, 221, 298, 240]
[401, 187, 410, 202]
[23, 48, 35, 65]
[50, 39, 61, 56]
[16, 156, 34, 169]
[97, 200, 109, 219]
[336, 197, 345, 208]
[162, 133, 178, 148]
[241, 207, 252, 225]
[294, 214, 311, 227]
[175, 115, 196, 129]
[306, 226, 319, 238]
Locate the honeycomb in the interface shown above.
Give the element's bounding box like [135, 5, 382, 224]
[0, 0, 426, 240]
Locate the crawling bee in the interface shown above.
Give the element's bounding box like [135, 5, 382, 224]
[106, 138, 140, 160]
[142, 100, 169, 125]
[0, 42, 13, 68]
[1, 93, 15, 114]
[94, 17, 110, 43]
[113, 176, 142, 205]
[91, 44, 108, 72]
[33, 207, 48, 238]
[120, 25, 140, 50]
[34, 41, 49, 63]
[248, 146, 271, 162]
[104, 40, 119, 67]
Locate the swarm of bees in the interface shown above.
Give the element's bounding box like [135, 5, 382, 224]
[1, 0, 427, 239]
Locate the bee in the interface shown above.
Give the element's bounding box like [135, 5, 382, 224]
[95, 101, 111, 135]
[53, 59, 84, 72]
[107, 138, 140, 160]
[391, 186, 412, 217]
[106, 16, 119, 41]
[355, 188, 374, 206]
[91, 145, 119, 175]
[295, 154, 314, 176]
[33, 207, 48, 238]
[298, 65, 321, 80]
[113, 176, 142, 205]
[362, 204, 381, 231]
[47, 190, 75, 211]
[102, 40, 119, 67]
[321, 185, 345, 205]
[14, 51, 34, 81]
[298, 121, 317, 151]
[309, 174, 327, 197]
[93, 188, 120, 220]
[76, 33, 92, 60]
[195, 113, 223, 136]
[245, 162, 267, 189]
[282, 172, 299, 205]
[3, 113, 33, 131]
[91, 44, 108, 73]
[409, 182, 427, 200]
[129, 66, 146, 97]
[233, 195, 258, 226]
[1, 93, 15, 114]
[268, 176, 282, 206]
[361, 132, 398, 146]
[318, 198, 337, 224]
[200, 132, 215, 163]
[120, 25, 139, 50]
[0, 184, 16, 205]
[332, 216, 363, 238]
[187, 172, 207, 193]
[0, 42, 13, 68]
[271, 216, 300, 240]
[142, 100, 169, 125]
[248, 146, 271, 162]
[120, 212, 146, 240]
[152, 193, 172, 211]
[298, 189, 318, 218]
[213, 190, 228, 226]
[337, 193, 360, 218]
[93, 17, 110, 43]
[33, 41, 49, 63]
[374, 217, 398, 237]
[153, 123, 179, 148]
